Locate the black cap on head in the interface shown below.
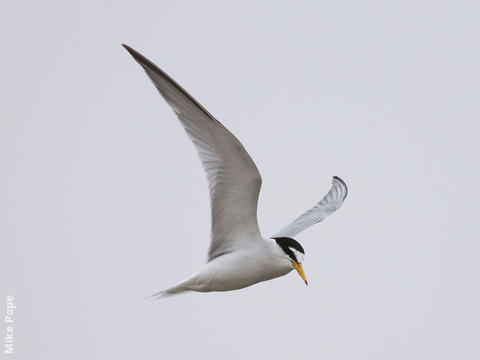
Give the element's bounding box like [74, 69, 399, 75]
[272, 237, 305, 263]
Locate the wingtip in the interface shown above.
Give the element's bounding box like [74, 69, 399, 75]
[121, 43, 137, 56]
[332, 175, 344, 183]
[121, 44, 164, 74]
[332, 175, 348, 200]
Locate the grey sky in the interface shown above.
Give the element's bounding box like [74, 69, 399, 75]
[1, 1, 479, 359]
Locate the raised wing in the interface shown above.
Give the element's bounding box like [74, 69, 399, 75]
[123, 45, 262, 261]
[272, 176, 347, 238]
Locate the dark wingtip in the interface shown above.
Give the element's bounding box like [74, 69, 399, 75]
[305, 280, 308, 286]
[333, 175, 345, 184]
[333, 175, 348, 200]
[121, 43, 142, 60]
[121, 43, 148, 63]
[121, 43, 132, 52]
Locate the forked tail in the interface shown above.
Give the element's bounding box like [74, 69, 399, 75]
[144, 281, 191, 300]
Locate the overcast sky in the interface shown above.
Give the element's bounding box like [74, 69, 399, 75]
[1, 1, 479, 359]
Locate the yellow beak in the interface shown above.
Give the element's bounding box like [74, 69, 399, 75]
[292, 261, 308, 285]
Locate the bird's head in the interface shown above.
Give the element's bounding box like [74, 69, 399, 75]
[273, 237, 308, 285]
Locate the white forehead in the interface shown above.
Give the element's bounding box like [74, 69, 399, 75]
[289, 247, 305, 263]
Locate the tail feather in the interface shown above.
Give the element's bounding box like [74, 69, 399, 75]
[145, 281, 191, 300]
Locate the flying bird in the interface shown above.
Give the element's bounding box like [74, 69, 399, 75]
[122, 44, 348, 298]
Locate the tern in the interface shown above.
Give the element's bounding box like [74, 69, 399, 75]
[122, 44, 348, 298]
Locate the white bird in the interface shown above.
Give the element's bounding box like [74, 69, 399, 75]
[122, 44, 348, 298]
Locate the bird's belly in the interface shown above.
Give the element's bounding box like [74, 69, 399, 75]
[192, 252, 292, 292]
